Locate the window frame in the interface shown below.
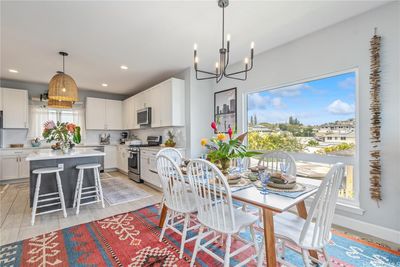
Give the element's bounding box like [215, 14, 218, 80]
[243, 68, 360, 208]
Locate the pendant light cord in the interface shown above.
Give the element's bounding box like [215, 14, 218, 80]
[62, 54, 65, 73]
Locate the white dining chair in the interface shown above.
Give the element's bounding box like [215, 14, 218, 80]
[156, 147, 183, 165]
[257, 162, 345, 267]
[156, 154, 199, 259]
[187, 159, 259, 267]
[156, 148, 184, 214]
[257, 150, 297, 176]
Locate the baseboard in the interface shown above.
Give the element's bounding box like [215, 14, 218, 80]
[333, 213, 400, 245]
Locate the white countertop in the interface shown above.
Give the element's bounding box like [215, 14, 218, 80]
[26, 148, 105, 161]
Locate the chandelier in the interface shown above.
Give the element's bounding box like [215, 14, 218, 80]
[48, 52, 78, 104]
[193, 0, 254, 83]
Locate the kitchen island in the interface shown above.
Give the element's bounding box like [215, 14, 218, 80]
[26, 148, 105, 208]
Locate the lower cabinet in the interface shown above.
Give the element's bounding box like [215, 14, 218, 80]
[139, 148, 185, 189]
[140, 150, 162, 189]
[117, 146, 129, 174]
[104, 145, 118, 169]
[0, 150, 31, 181]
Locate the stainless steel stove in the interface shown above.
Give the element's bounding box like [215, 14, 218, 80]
[128, 136, 162, 183]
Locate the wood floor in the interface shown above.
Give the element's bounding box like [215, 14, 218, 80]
[0, 171, 162, 246]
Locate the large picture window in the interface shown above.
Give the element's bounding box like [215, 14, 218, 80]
[247, 71, 357, 201]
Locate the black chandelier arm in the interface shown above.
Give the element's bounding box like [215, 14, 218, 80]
[195, 68, 218, 76]
[224, 70, 248, 81]
[195, 69, 218, 80]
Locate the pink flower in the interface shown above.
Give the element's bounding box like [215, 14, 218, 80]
[43, 120, 56, 130]
[211, 122, 217, 131]
[228, 127, 233, 139]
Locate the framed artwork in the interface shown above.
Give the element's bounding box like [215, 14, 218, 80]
[214, 87, 237, 133]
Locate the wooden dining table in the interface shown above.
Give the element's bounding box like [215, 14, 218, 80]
[158, 176, 321, 266]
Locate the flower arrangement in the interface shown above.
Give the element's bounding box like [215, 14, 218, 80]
[201, 122, 260, 173]
[42, 120, 81, 152]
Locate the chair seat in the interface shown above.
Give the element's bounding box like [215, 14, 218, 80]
[76, 163, 101, 170]
[33, 167, 63, 174]
[274, 212, 331, 250]
[199, 203, 258, 234]
[166, 191, 198, 213]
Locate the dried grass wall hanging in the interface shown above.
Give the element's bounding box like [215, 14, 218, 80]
[369, 28, 382, 203]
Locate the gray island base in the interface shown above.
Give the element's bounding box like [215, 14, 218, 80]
[26, 149, 105, 209]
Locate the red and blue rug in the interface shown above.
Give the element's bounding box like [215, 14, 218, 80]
[0, 204, 399, 266]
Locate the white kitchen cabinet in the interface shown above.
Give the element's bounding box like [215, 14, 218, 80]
[2, 88, 28, 128]
[104, 145, 118, 169]
[86, 97, 123, 130]
[123, 97, 135, 129]
[140, 149, 162, 189]
[133, 78, 185, 128]
[0, 87, 3, 110]
[105, 100, 122, 130]
[1, 156, 20, 180]
[0, 150, 31, 180]
[117, 146, 129, 173]
[86, 97, 106, 129]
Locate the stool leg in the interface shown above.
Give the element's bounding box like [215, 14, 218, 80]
[76, 169, 84, 215]
[56, 172, 67, 218]
[73, 170, 81, 208]
[95, 168, 105, 208]
[93, 168, 100, 202]
[31, 174, 41, 226]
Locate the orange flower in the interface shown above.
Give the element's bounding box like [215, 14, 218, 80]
[217, 133, 226, 141]
[66, 123, 76, 133]
[200, 138, 208, 147]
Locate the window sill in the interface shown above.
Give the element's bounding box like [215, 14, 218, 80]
[303, 197, 364, 215]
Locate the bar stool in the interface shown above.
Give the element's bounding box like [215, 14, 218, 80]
[31, 167, 67, 226]
[73, 163, 105, 215]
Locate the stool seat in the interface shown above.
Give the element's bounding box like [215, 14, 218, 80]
[74, 163, 105, 214]
[76, 163, 101, 170]
[33, 167, 63, 174]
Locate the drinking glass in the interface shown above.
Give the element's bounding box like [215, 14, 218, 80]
[259, 171, 270, 195]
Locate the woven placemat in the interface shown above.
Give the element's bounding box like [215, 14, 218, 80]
[254, 181, 306, 192]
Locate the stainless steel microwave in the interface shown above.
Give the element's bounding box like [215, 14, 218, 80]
[137, 107, 151, 126]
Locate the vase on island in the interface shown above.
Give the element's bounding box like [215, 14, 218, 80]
[42, 120, 81, 154]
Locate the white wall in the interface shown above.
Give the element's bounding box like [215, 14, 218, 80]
[174, 68, 214, 158]
[215, 2, 400, 233]
[130, 127, 185, 147]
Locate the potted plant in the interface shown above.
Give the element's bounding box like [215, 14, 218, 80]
[42, 120, 81, 153]
[165, 130, 176, 147]
[201, 122, 260, 174]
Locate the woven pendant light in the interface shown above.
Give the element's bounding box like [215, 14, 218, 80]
[48, 52, 78, 102]
[48, 99, 73, 109]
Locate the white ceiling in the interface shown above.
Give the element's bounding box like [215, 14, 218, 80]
[1, 0, 388, 95]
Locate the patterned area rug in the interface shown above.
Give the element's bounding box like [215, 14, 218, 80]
[101, 177, 152, 206]
[0, 204, 399, 266]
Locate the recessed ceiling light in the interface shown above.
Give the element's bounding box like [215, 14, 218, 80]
[101, 83, 108, 87]
[8, 69, 18, 73]
[120, 65, 128, 70]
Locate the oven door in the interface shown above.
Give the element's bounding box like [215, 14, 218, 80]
[128, 151, 140, 174]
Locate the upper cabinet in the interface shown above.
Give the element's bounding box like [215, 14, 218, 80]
[123, 78, 185, 130]
[86, 97, 122, 130]
[123, 96, 136, 129]
[2, 88, 28, 128]
[152, 78, 185, 128]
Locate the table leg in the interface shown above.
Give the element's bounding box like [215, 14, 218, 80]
[296, 201, 319, 260]
[263, 208, 277, 267]
[159, 203, 168, 228]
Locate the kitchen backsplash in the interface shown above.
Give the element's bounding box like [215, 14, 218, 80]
[1, 129, 125, 148]
[130, 127, 185, 147]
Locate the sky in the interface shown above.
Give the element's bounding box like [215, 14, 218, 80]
[247, 72, 356, 126]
